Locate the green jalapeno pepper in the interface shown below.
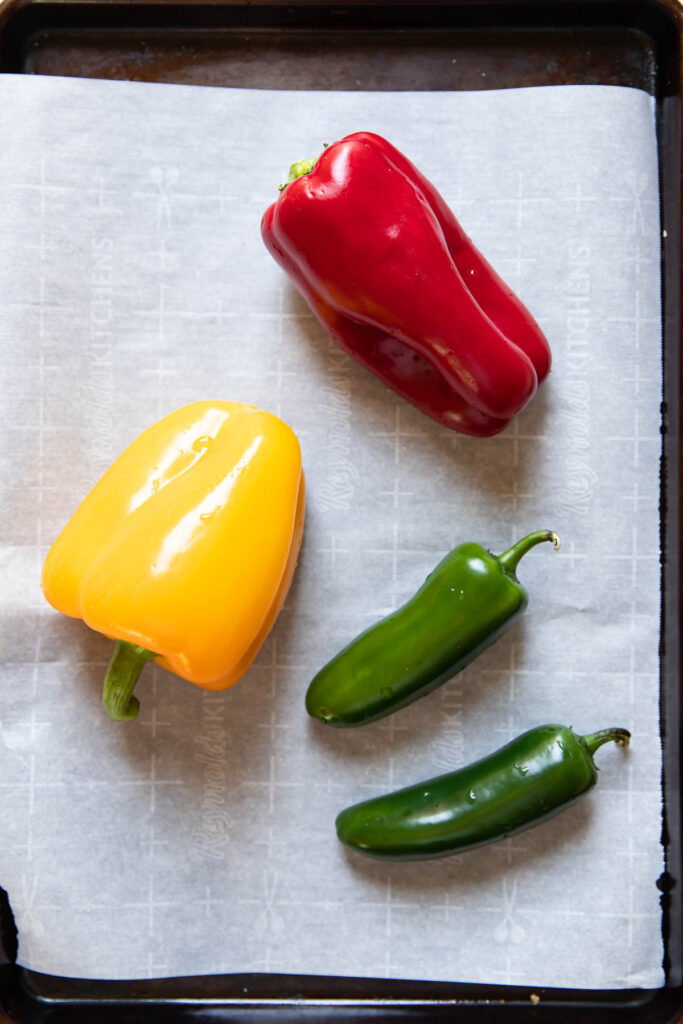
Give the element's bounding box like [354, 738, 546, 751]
[306, 529, 559, 727]
[335, 724, 631, 860]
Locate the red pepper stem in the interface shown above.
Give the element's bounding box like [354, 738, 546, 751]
[288, 157, 318, 183]
[278, 151, 326, 193]
[581, 728, 632, 757]
[497, 529, 560, 577]
[103, 640, 157, 722]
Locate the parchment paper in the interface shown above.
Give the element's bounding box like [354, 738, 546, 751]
[0, 75, 664, 988]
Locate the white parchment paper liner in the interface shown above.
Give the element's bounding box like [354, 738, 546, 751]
[0, 76, 664, 988]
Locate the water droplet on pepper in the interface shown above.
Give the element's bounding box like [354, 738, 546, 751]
[192, 435, 213, 453]
[199, 505, 221, 522]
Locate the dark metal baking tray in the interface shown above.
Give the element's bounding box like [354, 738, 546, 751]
[0, 0, 680, 1019]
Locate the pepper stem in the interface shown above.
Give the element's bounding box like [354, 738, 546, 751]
[497, 529, 560, 577]
[278, 147, 328, 193]
[288, 157, 318, 183]
[102, 640, 158, 722]
[581, 728, 631, 757]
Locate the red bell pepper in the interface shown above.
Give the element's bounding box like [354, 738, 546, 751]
[261, 132, 551, 437]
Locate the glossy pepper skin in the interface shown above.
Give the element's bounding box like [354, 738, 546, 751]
[336, 725, 631, 860]
[262, 132, 551, 437]
[41, 401, 305, 721]
[306, 530, 558, 727]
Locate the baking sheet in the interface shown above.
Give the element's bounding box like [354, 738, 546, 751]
[0, 74, 664, 988]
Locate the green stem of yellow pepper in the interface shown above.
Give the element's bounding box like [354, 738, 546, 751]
[103, 640, 157, 722]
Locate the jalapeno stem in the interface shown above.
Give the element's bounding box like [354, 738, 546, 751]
[102, 640, 158, 722]
[581, 728, 631, 756]
[497, 529, 560, 576]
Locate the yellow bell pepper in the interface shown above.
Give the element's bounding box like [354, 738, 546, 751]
[41, 400, 305, 721]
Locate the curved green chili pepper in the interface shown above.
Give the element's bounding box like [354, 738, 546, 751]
[336, 724, 631, 860]
[306, 529, 559, 727]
